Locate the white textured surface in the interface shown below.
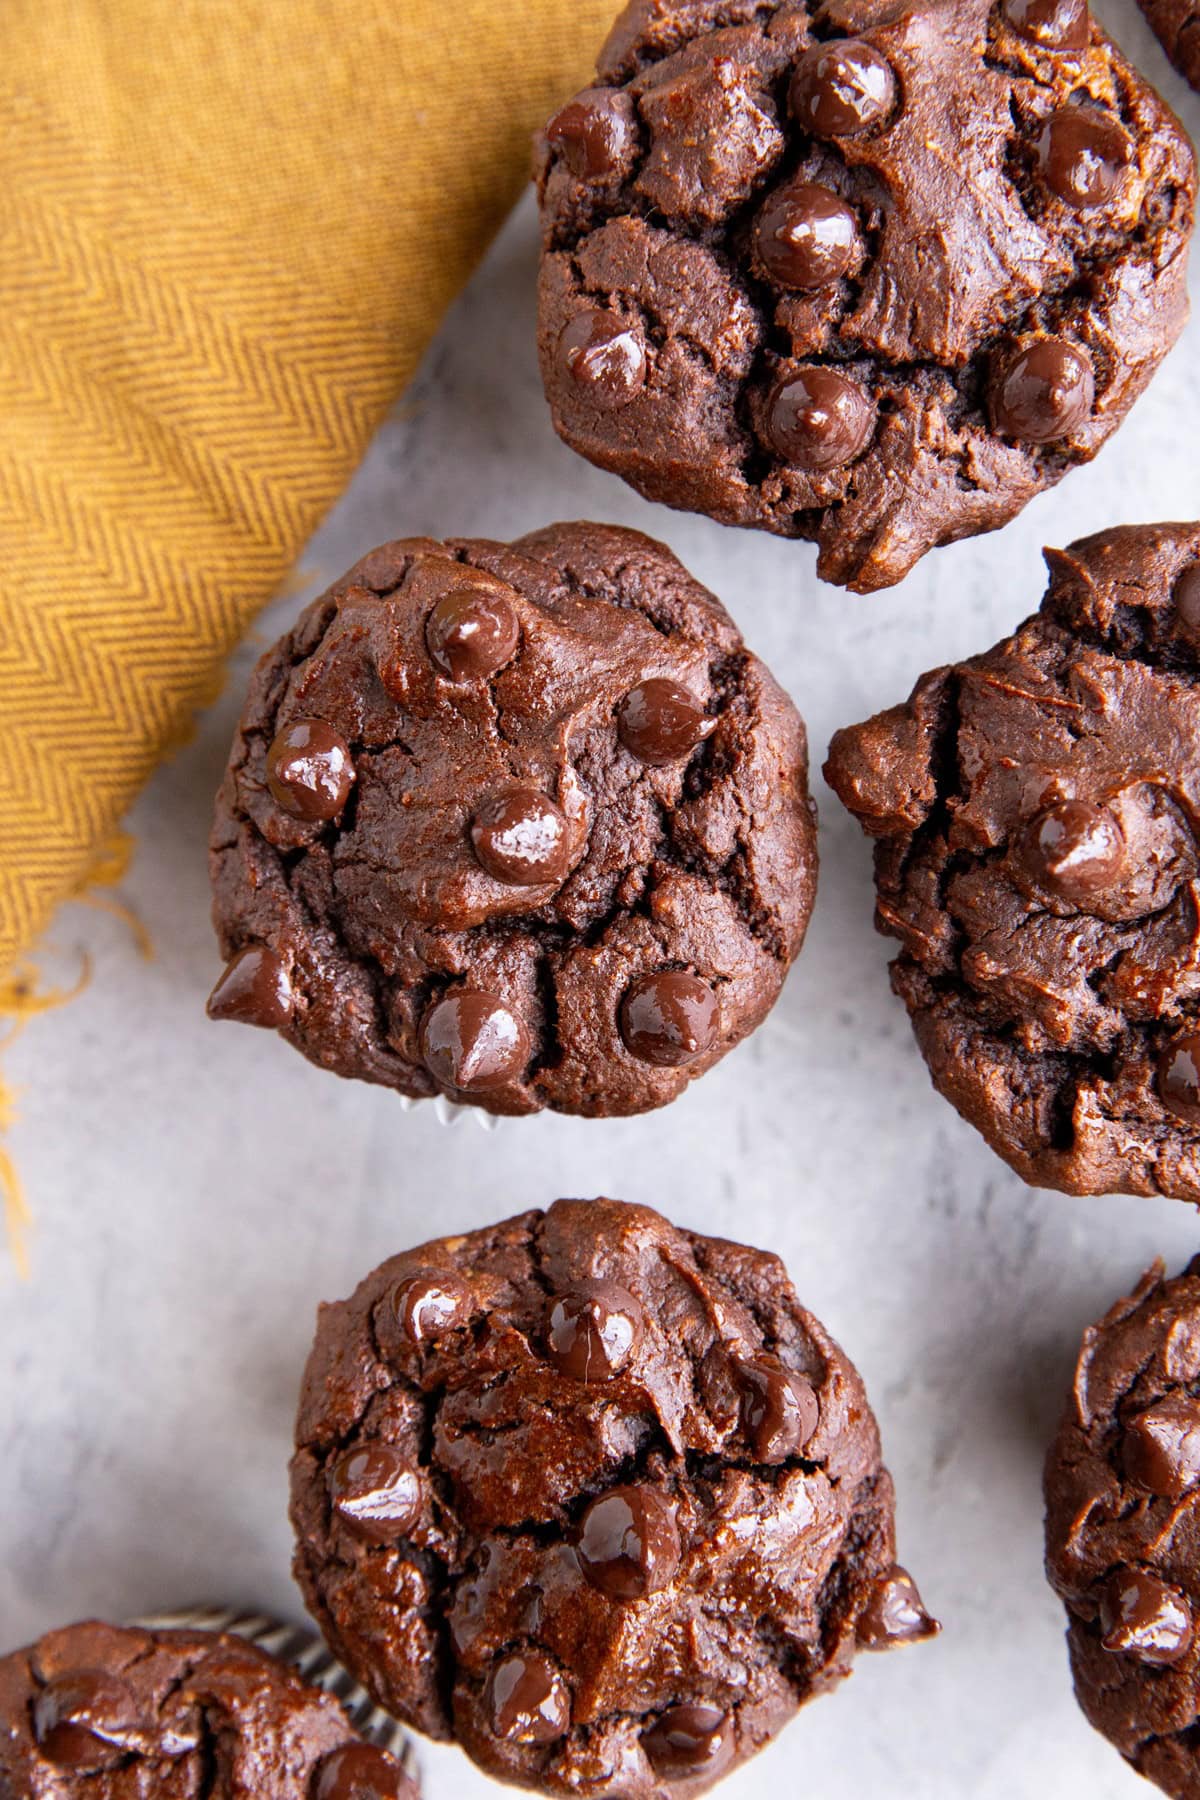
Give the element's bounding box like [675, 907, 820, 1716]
[4, 8, 1200, 1793]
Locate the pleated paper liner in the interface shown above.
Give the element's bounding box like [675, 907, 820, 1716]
[132, 1606, 417, 1779]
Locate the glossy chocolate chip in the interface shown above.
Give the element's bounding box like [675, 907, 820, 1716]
[753, 181, 860, 291]
[1100, 1568, 1194, 1664]
[642, 1705, 735, 1780]
[426, 584, 520, 683]
[857, 1566, 941, 1649]
[765, 367, 876, 471]
[314, 1743, 405, 1800]
[559, 311, 647, 408]
[790, 40, 897, 138]
[1003, 0, 1090, 50]
[1125, 1393, 1200, 1498]
[1016, 799, 1126, 905]
[1174, 564, 1200, 645]
[1036, 106, 1128, 209]
[267, 718, 355, 822]
[329, 1444, 422, 1544]
[546, 88, 634, 179]
[419, 991, 530, 1093]
[736, 1357, 819, 1463]
[1159, 1034, 1200, 1126]
[489, 1653, 571, 1743]
[617, 679, 714, 767]
[546, 1282, 644, 1382]
[393, 1271, 472, 1344]
[989, 339, 1094, 443]
[206, 946, 294, 1029]
[33, 1672, 136, 1770]
[577, 1485, 681, 1600]
[471, 789, 574, 886]
[620, 972, 719, 1068]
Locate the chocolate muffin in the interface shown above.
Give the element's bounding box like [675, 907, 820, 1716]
[535, 0, 1195, 594]
[1045, 1259, 1200, 1798]
[290, 1197, 938, 1798]
[0, 1618, 418, 1797]
[826, 522, 1200, 1202]
[1139, 0, 1200, 92]
[209, 524, 817, 1118]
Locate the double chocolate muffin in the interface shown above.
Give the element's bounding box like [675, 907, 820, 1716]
[0, 1619, 417, 1798]
[1139, 0, 1200, 91]
[827, 522, 1200, 1202]
[1045, 1259, 1200, 1797]
[536, 0, 1195, 592]
[209, 524, 817, 1118]
[290, 1197, 937, 1798]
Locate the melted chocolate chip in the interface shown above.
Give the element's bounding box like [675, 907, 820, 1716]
[790, 40, 898, 138]
[1158, 1034, 1200, 1126]
[426, 584, 520, 683]
[1003, 0, 1090, 50]
[1016, 799, 1126, 905]
[989, 339, 1094, 443]
[1100, 1568, 1194, 1664]
[1174, 564, 1200, 645]
[206, 945, 294, 1029]
[471, 789, 574, 886]
[765, 367, 876, 471]
[577, 1485, 681, 1600]
[642, 1705, 735, 1780]
[33, 1672, 136, 1770]
[419, 991, 530, 1093]
[559, 311, 647, 408]
[753, 181, 860, 291]
[617, 678, 714, 767]
[329, 1444, 422, 1544]
[546, 1282, 644, 1381]
[313, 1743, 404, 1800]
[546, 88, 634, 179]
[267, 719, 355, 822]
[393, 1271, 472, 1343]
[1036, 106, 1128, 209]
[736, 1357, 819, 1463]
[1124, 1393, 1200, 1498]
[489, 1653, 571, 1743]
[620, 972, 719, 1068]
[856, 1566, 941, 1649]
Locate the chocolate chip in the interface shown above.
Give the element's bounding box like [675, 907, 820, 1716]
[206, 946, 294, 1029]
[753, 181, 861, 291]
[617, 679, 714, 767]
[426, 584, 520, 683]
[1125, 1394, 1200, 1498]
[1003, 0, 1090, 50]
[990, 338, 1094, 443]
[620, 972, 719, 1068]
[1036, 106, 1128, 209]
[790, 40, 897, 138]
[314, 1743, 405, 1799]
[1100, 1568, 1194, 1664]
[1015, 799, 1126, 905]
[1158, 1034, 1200, 1126]
[329, 1444, 422, 1544]
[471, 789, 574, 886]
[642, 1705, 734, 1780]
[856, 1566, 941, 1650]
[577, 1485, 681, 1600]
[1173, 564, 1200, 645]
[765, 366, 876, 471]
[736, 1358, 819, 1463]
[393, 1271, 471, 1344]
[546, 1282, 644, 1382]
[546, 88, 634, 179]
[419, 991, 530, 1093]
[33, 1672, 136, 1770]
[559, 311, 647, 408]
[267, 719, 355, 822]
[488, 1653, 571, 1743]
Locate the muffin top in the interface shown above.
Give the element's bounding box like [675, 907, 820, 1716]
[1138, 0, 1200, 92]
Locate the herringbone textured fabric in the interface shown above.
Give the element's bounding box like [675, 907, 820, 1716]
[0, 0, 614, 975]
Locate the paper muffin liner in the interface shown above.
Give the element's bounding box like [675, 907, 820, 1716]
[132, 1606, 417, 1777]
[395, 1092, 503, 1129]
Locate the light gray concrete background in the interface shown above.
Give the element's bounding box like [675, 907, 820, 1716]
[5, 6, 1200, 1793]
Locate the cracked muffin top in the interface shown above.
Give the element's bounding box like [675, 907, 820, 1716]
[1139, 0, 1200, 92]
[1045, 1259, 1200, 1799]
[208, 523, 817, 1118]
[536, 0, 1194, 593]
[289, 1197, 937, 1799]
[826, 520, 1200, 1201]
[0, 1620, 417, 1799]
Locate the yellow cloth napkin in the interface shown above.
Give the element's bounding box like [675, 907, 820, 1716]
[0, 0, 615, 976]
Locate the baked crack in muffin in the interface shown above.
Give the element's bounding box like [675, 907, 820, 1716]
[1139, 0, 1200, 92]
